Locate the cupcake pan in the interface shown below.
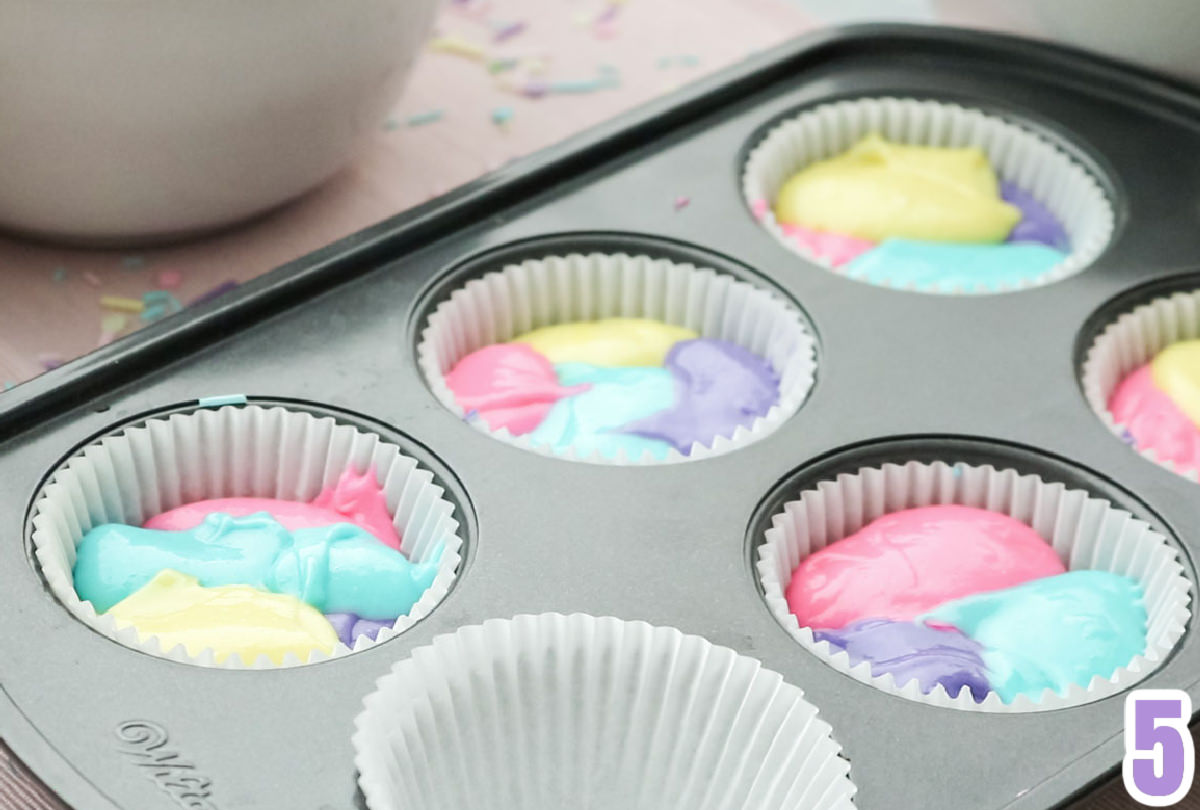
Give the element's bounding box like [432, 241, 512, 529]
[4, 24, 1200, 810]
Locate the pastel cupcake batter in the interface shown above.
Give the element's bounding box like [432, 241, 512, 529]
[774, 134, 1021, 243]
[845, 240, 1064, 289]
[445, 318, 782, 460]
[785, 505, 1149, 703]
[785, 505, 1066, 629]
[1109, 339, 1200, 472]
[107, 569, 339, 665]
[813, 618, 990, 702]
[75, 513, 440, 618]
[527, 363, 675, 460]
[622, 339, 780, 452]
[442, 343, 586, 436]
[146, 467, 402, 551]
[512, 318, 697, 367]
[765, 134, 1070, 288]
[924, 571, 1147, 702]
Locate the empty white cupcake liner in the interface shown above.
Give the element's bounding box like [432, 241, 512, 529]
[742, 97, 1115, 295]
[417, 252, 817, 464]
[1082, 287, 1200, 481]
[755, 460, 1191, 712]
[353, 613, 857, 810]
[29, 404, 465, 669]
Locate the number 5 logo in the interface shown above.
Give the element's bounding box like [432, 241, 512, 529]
[1123, 689, 1195, 806]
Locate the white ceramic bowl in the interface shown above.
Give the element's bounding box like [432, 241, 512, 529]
[0, 0, 438, 243]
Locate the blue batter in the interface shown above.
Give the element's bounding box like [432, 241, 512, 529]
[923, 570, 1147, 702]
[846, 239, 1066, 290]
[528, 363, 675, 460]
[74, 512, 441, 619]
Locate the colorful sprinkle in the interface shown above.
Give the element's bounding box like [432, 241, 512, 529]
[492, 20, 526, 42]
[487, 57, 520, 74]
[51, 267, 67, 283]
[83, 272, 102, 288]
[38, 353, 65, 371]
[406, 109, 445, 127]
[97, 312, 129, 347]
[191, 280, 239, 306]
[141, 290, 183, 322]
[429, 35, 488, 62]
[99, 296, 145, 314]
[674, 196, 691, 211]
[121, 255, 146, 270]
[100, 313, 129, 334]
[491, 106, 515, 126]
[156, 270, 183, 290]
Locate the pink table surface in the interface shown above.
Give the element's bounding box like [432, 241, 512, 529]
[0, 0, 1193, 805]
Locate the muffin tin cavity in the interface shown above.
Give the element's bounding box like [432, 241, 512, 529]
[741, 97, 1115, 294]
[28, 402, 468, 668]
[415, 236, 817, 464]
[750, 438, 1192, 712]
[1080, 276, 1200, 482]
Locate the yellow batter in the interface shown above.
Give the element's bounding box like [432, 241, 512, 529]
[773, 134, 1021, 243]
[511, 317, 697, 366]
[1151, 339, 1200, 428]
[107, 569, 339, 665]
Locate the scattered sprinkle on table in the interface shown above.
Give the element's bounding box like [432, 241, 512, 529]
[491, 106, 515, 126]
[191, 280, 239, 306]
[99, 296, 144, 314]
[406, 109, 445, 127]
[156, 270, 183, 290]
[492, 20, 527, 42]
[674, 196, 691, 211]
[429, 35, 489, 62]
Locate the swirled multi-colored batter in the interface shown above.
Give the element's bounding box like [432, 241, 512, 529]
[73, 467, 436, 663]
[763, 134, 1070, 289]
[787, 505, 1147, 703]
[445, 318, 781, 460]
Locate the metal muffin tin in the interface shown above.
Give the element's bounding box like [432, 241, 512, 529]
[2, 25, 1199, 810]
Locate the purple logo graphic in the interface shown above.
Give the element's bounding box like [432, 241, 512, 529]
[1123, 689, 1194, 806]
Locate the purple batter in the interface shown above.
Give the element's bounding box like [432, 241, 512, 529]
[325, 612, 394, 646]
[1001, 181, 1069, 251]
[621, 338, 779, 452]
[813, 618, 991, 702]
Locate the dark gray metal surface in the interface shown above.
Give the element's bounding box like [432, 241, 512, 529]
[2, 26, 1199, 810]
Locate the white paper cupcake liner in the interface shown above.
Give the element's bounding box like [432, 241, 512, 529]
[353, 613, 857, 810]
[755, 460, 1191, 712]
[742, 97, 1115, 295]
[29, 404, 465, 669]
[1082, 287, 1200, 481]
[417, 252, 817, 464]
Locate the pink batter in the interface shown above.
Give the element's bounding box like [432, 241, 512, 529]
[445, 343, 587, 435]
[144, 467, 402, 551]
[785, 504, 1065, 630]
[1108, 363, 1200, 472]
[751, 198, 874, 266]
[779, 224, 874, 267]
